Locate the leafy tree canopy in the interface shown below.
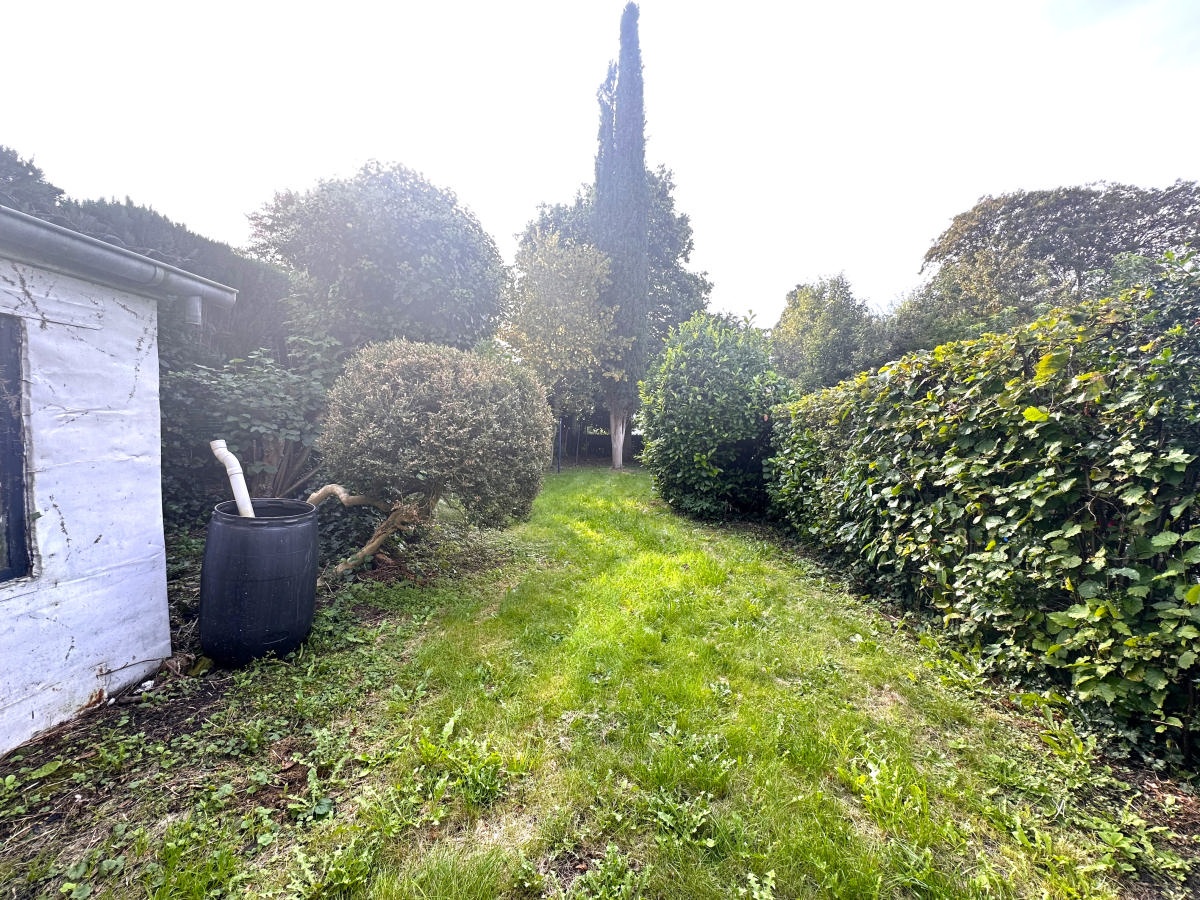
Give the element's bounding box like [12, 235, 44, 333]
[69, 198, 291, 364]
[499, 229, 615, 420]
[887, 182, 1200, 357]
[527, 167, 711, 350]
[250, 161, 505, 351]
[771, 274, 888, 394]
[0, 146, 64, 217]
[923, 181, 1200, 318]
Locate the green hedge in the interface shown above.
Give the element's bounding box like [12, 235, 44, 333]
[640, 313, 781, 519]
[767, 254, 1200, 746]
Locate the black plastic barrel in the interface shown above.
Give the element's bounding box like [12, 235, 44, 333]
[199, 498, 318, 666]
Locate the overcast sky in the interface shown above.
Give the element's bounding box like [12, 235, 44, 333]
[7, 0, 1200, 324]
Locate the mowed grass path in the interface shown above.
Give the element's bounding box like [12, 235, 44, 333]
[1, 469, 1190, 898]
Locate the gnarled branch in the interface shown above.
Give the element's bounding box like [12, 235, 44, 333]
[305, 483, 424, 575]
[305, 483, 393, 514]
[334, 503, 421, 575]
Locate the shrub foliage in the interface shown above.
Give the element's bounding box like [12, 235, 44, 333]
[318, 340, 554, 528]
[767, 254, 1200, 749]
[161, 340, 335, 525]
[640, 313, 781, 518]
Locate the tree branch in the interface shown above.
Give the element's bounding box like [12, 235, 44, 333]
[333, 503, 421, 575]
[305, 483, 393, 514]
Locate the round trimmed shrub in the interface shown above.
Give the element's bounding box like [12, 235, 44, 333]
[639, 313, 782, 518]
[318, 339, 553, 527]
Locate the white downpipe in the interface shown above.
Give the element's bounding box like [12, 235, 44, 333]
[209, 440, 256, 518]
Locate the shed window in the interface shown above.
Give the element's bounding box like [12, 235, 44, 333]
[0, 314, 29, 581]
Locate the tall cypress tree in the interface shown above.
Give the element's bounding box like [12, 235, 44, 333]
[594, 2, 650, 469]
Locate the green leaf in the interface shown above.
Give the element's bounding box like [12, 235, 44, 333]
[1143, 668, 1168, 691]
[1163, 447, 1193, 465]
[1178, 651, 1197, 670]
[1022, 406, 1050, 422]
[1120, 485, 1147, 505]
[1034, 350, 1069, 382]
[1170, 497, 1195, 518]
[1151, 531, 1181, 550]
[1088, 680, 1118, 703]
[29, 760, 63, 780]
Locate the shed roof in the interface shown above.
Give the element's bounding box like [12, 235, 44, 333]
[0, 205, 237, 310]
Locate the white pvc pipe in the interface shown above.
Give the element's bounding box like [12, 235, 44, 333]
[209, 440, 256, 518]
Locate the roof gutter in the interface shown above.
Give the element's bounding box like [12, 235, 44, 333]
[0, 205, 238, 318]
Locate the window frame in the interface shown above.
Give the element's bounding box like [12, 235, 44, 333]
[0, 313, 29, 582]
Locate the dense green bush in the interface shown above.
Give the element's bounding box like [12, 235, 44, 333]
[640, 313, 782, 518]
[160, 340, 333, 527]
[318, 339, 554, 527]
[768, 254, 1200, 750]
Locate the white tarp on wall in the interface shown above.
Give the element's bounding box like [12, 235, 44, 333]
[0, 260, 170, 754]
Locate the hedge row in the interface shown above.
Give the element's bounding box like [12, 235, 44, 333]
[766, 254, 1200, 743]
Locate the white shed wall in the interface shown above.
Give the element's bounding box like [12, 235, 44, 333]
[0, 260, 170, 755]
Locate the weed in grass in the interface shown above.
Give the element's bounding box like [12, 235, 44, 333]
[705, 677, 734, 708]
[288, 835, 376, 899]
[143, 816, 247, 898]
[514, 851, 554, 896]
[288, 792, 338, 825]
[640, 721, 736, 797]
[50, 842, 132, 900]
[838, 748, 932, 838]
[645, 787, 717, 850]
[197, 780, 237, 814]
[457, 746, 508, 809]
[416, 711, 512, 809]
[568, 844, 648, 900]
[237, 805, 280, 849]
[588, 790, 638, 838]
[968, 706, 1195, 886]
[1078, 806, 1188, 879]
[300, 724, 355, 782]
[737, 869, 776, 899]
[359, 768, 448, 837]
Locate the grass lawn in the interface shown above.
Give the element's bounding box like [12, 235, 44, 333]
[1, 468, 1196, 898]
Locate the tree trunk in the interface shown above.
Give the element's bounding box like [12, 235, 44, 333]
[609, 406, 628, 470]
